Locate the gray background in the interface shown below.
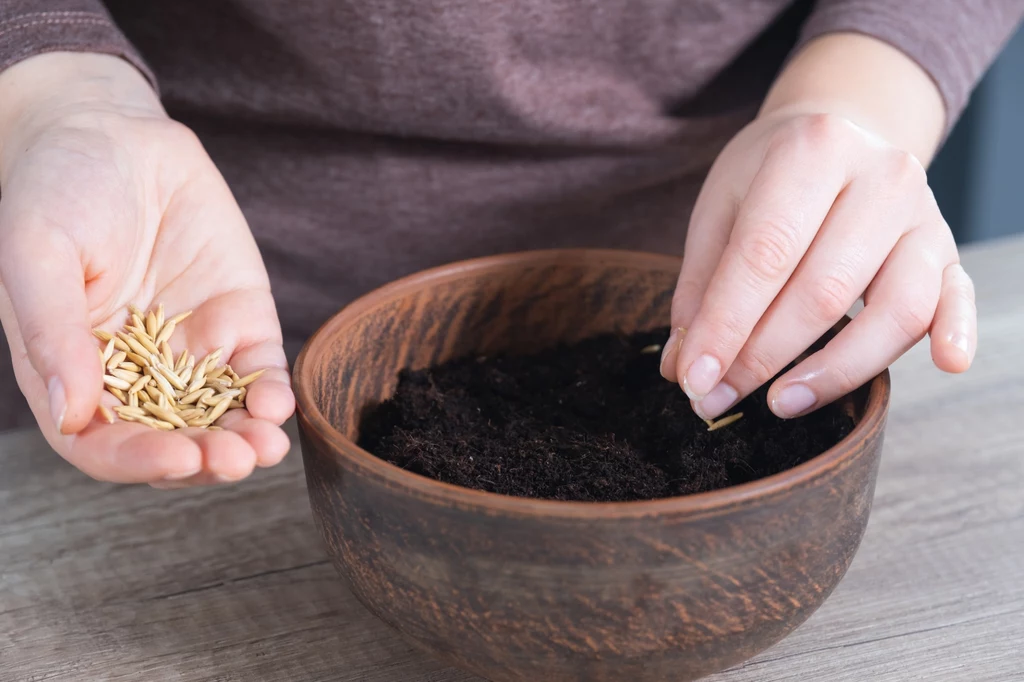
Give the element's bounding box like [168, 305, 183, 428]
[931, 25, 1023, 244]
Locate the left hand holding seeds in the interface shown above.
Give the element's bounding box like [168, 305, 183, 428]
[0, 53, 294, 487]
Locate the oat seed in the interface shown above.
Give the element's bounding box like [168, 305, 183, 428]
[707, 412, 744, 432]
[97, 404, 116, 424]
[94, 304, 256, 431]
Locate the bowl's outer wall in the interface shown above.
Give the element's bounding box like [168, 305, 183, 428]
[296, 251, 887, 682]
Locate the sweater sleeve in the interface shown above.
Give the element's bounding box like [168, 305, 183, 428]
[797, 0, 1024, 136]
[0, 0, 155, 90]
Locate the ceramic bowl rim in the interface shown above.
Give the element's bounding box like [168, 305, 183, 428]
[293, 248, 890, 520]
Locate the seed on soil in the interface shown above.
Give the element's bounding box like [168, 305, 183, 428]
[640, 344, 662, 354]
[359, 328, 855, 502]
[706, 412, 744, 432]
[93, 304, 260, 430]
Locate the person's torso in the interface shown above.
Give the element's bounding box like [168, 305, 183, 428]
[102, 0, 812, 354]
[107, 0, 808, 146]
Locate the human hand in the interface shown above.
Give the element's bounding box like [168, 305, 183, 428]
[660, 109, 977, 421]
[0, 53, 294, 486]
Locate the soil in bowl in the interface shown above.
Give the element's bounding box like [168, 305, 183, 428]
[357, 327, 855, 502]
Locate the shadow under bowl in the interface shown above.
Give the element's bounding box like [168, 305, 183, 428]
[293, 249, 889, 682]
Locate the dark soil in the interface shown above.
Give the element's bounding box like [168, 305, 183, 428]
[358, 328, 856, 502]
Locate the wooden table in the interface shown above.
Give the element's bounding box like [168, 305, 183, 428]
[2, 235, 1023, 682]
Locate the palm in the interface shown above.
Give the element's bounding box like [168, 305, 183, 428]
[2, 112, 293, 486]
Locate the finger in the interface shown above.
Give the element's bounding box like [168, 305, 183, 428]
[143, 426, 258, 488]
[187, 426, 258, 482]
[219, 414, 291, 468]
[146, 418, 286, 489]
[661, 181, 736, 382]
[674, 120, 850, 400]
[768, 227, 951, 418]
[0, 223, 102, 435]
[67, 421, 204, 483]
[693, 168, 916, 419]
[161, 289, 293, 425]
[163, 288, 278, 357]
[226, 341, 294, 425]
[929, 263, 977, 373]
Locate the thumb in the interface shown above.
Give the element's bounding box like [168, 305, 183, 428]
[0, 225, 102, 435]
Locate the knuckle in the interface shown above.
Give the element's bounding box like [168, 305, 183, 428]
[889, 297, 934, 344]
[21, 320, 81, 364]
[673, 277, 704, 303]
[671, 278, 704, 323]
[735, 346, 777, 385]
[736, 223, 800, 282]
[704, 311, 749, 351]
[829, 360, 861, 396]
[884, 148, 927, 188]
[19, 321, 52, 356]
[806, 271, 857, 323]
[959, 274, 977, 305]
[775, 112, 848, 152]
[948, 264, 977, 304]
[800, 112, 847, 144]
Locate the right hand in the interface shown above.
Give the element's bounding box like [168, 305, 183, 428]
[0, 53, 294, 487]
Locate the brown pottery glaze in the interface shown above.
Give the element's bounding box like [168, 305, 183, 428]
[293, 249, 890, 682]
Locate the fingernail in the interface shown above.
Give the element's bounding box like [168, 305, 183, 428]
[48, 377, 67, 434]
[659, 328, 681, 379]
[948, 332, 971, 357]
[683, 354, 721, 400]
[694, 382, 738, 420]
[773, 383, 817, 418]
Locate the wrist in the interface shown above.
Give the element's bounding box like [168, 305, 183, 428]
[0, 52, 164, 165]
[759, 33, 945, 165]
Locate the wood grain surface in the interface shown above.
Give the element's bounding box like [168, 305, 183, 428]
[2, 234, 1022, 681]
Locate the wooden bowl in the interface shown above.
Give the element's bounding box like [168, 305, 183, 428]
[293, 249, 889, 682]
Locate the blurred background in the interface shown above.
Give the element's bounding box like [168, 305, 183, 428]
[930, 24, 1024, 245]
